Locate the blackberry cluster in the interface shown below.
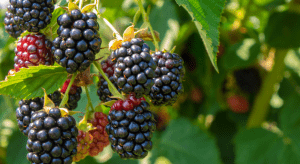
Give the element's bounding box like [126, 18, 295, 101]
[111, 38, 156, 98]
[4, 11, 23, 38]
[150, 51, 184, 106]
[26, 108, 78, 164]
[234, 68, 261, 94]
[6, 0, 54, 33]
[14, 33, 54, 72]
[97, 58, 121, 102]
[73, 130, 93, 162]
[88, 112, 110, 156]
[106, 95, 156, 159]
[52, 9, 102, 74]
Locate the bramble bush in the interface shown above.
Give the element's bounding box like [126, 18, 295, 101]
[1, 0, 300, 163]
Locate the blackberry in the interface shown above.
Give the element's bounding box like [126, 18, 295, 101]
[234, 68, 261, 94]
[4, 11, 23, 38]
[111, 38, 156, 98]
[150, 51, 184, 106]
[88, 112, 110, 156]
[14, 33, 53, 72]
[97, 58, 121, 102]
[106, 94, 156, 159]
[52, 9, 102, 74]
[73, 130, 93, 162]
[6, 0, 54, 32]
[26, 108, 78, 164]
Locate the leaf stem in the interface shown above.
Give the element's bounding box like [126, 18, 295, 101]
[133, 9, 141, 25]
[84, 85, 95, 112]
[247, 49, 288, 128]
[137, 0, 159, 50]
[93, 61, 124, 99]
[102, 18, 123, 40]
[59, 72, 77, 108]
[79, 0, 84, 9]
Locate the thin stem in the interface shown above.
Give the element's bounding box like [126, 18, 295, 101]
[137, 0, 159, 50]
[247, 49, 288, 128]
[84, 85, 95, 112]
[79, 0, 84, 9]
[133, 9, 141, 25]
[59, 72, 77, 108]
[103, 18, 123, 40]
[93, 61, 124, 99]
[241, 0, 254, 27]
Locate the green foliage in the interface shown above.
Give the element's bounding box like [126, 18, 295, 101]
[151, 119, 221, 164]
[175, 0, 226, 72]
[265, 11, 300, 48]
[0, 66, 67, 99]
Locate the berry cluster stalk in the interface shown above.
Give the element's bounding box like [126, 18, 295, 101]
[59, 72, 78, 107]
[247, 49, 288, 128]
[137, 0, 159, 50]
[84, 85, 95, 111]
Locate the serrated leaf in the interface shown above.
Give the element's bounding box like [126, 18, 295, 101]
[0, 65, 68, 99]
[175, 0, 226, 73]
[82, 4, 96, 13]
[68, 1, 79, 11]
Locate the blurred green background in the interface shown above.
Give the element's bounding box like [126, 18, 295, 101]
[1, 0, 300, 163]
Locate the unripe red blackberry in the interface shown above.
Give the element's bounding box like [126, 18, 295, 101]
[227, 95, 249, 113]
[73, 130, 93, 162]
[97, 57, 121, 102]
[88, 112, 110, 156]
[106, 94, 156, 159]
[14, 33, 54, 72]
[111, 38, 156, 98]
[150, 51, 185, 106]
[26, 108, 78, 164]
[6, 0, 54, 32]
[4, 11, 23, 38]
[52, 9, 102, 74]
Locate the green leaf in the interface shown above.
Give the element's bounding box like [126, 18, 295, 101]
[82, 4, 96, 13]
[175, 0, 226, 72]
[41, 7, 66, 40]
[151, 118, 221, 164]
[6, 130, 28, 164]
[265, 11, 300, 48]
[101, 0, 123, 8]
[221, 39, 260, 70]
[0, 65, 67, 100]
[235, 128, 283, 164]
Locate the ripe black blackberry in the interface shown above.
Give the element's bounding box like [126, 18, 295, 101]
[16, 89, 81, 136]
[106, 95, 156, 159]
[52, 9, 102, 74]
[4, 11, 23, 38]
[234, 67, 262, 94]
[150, 51, 184, 106]
[6, 0, 54, 32]
[97, 58, 121, 102]
[111, 38, 156, 98]
[26, 108, 78, 164]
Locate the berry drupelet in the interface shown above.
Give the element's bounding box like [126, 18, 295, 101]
[97, 57, 121, 102]
[88, 112, 110, 156]
[26, 108, 78, 164]
[4, 11, 23, 38]
[150, 51, 185, 106]
[73, 130, 93, 162]
[14, 33, 54, 71]
[111, 38, 156, 98]
[6, 0, 54, 32]
[106, 94, 156, 159]
[52, 9, 102, 74]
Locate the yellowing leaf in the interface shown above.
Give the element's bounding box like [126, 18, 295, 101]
[43, 89, 55, 108]
[81, 4, 96, 13]
[109, 39, 122, 50]
[123, 25, 135, 41]
[102, 100, 116, 107]
[134, 28, 161, 41]
[68, 1, 79, 11]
